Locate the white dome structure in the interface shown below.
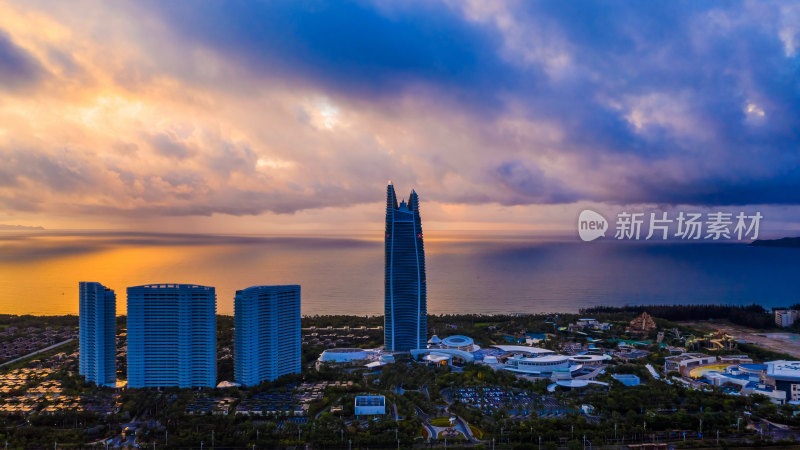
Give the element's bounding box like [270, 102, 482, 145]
[439, 335, 480, 352]
[503, 354, 574, 375]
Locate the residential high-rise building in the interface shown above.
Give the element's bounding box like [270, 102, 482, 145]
[235, 285, 301, 386]
[775, 309, 800, 327]
[384, 182, 427, 351]
[79, 281, 116, 386]
[126, 284, 216, 388]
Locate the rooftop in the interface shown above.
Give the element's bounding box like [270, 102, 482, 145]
[441, 335, 473, 347]
[767, 360, 800, 379]
[355, 396, 385, 406]
[493, 345, 554, 355]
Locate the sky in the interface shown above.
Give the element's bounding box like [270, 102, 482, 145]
[1, 0, 799, 237]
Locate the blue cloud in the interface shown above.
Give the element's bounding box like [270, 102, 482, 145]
[150, 1, 515, 104]
[5, 1, 800, 217]
[0, 28, 44, 91]
[111, 1, 800, 208]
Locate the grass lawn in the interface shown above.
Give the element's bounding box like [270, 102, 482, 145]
[430, 417, 454, 427]
[469, 424, 484, 439]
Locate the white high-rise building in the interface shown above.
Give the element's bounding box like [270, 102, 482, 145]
[776, 309, 800, 327]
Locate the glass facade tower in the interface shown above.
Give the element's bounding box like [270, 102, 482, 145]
[234, 285, 301, 386]
[384, 182, 427, 351]
[126, 284, 216, 388]
[79, 281, 116, 386]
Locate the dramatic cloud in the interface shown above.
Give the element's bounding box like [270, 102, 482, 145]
[0, 0, 798, 232]
[0, 28, 45, 91]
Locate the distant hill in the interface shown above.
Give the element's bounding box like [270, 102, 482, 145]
[0, 224, 45, 231]
[751, 237, 800, 248]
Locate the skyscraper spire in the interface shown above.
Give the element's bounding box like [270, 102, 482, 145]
[386, 182, 398, 211]
[408, 189, 418, 211]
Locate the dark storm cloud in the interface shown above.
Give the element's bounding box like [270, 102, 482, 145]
[0, 28, 45, 91]
[148, 132, 194, 159]
[2, 149, 97, 192]
[146, 0, 517, 108]
[138, 0, 800, 208]
[492, 160, 580, 205]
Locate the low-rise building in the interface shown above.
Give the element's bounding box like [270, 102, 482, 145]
[569, 354, 611, 366]
[765, 360, 800, 402]
[664, 353, 716, 376]
[701, 365, 786, 404]
[316, 348, 387, 370]
[354, 395, 385, 415]
[742, 382, 786, 404]
[503, 354, 573, 375]
[569, 319, 611, 332]
[718, 355, 753, 365]
[525, 333, 547, 345]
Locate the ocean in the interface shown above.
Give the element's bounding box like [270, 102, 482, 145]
[0, 231, 798, 316]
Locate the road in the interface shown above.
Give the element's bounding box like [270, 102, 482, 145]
[415, 406, 436, 441]
[0, 338, 75, 368]
[454, 415, 479, 443]
[575, 365, 605, 380]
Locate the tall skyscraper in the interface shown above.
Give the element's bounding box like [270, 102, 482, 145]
[384, 182, 427, 351]
[235, 285, 301, 386]
[79, 281, 117, 386]
[126, 284, 216, 388]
